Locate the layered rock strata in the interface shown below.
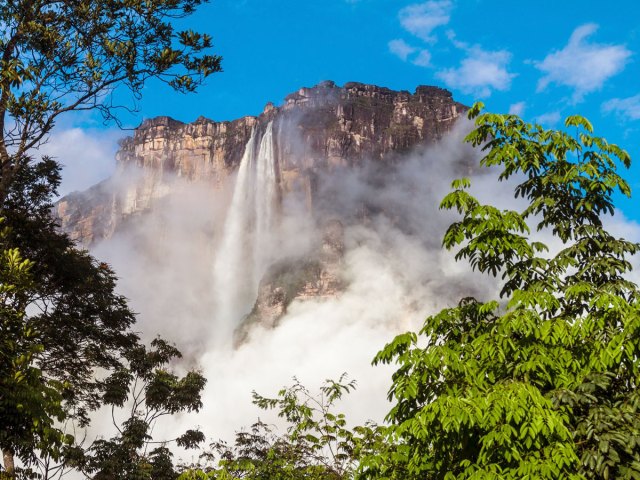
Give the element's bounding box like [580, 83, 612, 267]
[55, 81, 465, 245]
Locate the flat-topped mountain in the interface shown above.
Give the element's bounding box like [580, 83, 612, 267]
[53, 82, 473, 341]
[55, 81, 466, 245]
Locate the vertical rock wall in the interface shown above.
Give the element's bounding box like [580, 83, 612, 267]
[55, 82, 466, 245]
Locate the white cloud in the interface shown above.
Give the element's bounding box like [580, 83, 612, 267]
[535, 111, 561, 126]
[388, 39, 417, 61]
[399, 0, 452, 43]
[535, 23, 631, 103]
[436, 45, 516, 97]
[602, 94, 640, 121]
[412, 49, 432, 67]
[37, 127, 120, 197]
[508, 101, 526, 116]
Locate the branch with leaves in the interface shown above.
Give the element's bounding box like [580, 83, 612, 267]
[362, 105, 640, 480]
[61, 338, 207, 480]
[181, 375, 384, 480]
[0, 0, 222, 201]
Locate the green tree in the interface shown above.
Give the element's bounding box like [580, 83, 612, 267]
[66, 338, 207, 480]
[0, 224, 68, 478]
[0, 0, 220, 471]
[0, 0, 221, 200]
[0, 159, 141, 477]
[362, 106, 640, 479]
[181, 376, 383, 480]
[2, 165, 203, 478]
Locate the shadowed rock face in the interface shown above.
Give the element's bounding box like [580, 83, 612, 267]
[55, 81, 466, 246]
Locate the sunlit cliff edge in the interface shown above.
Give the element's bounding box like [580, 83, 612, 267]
[55, 81, 466, 246]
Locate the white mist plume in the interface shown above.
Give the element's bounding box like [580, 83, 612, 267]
[89, 117, 493, 444]
[87, 115, 640, 462]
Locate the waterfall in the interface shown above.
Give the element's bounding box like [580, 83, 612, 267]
[212, 122, 279, 344]
[253, 122, 278, 284]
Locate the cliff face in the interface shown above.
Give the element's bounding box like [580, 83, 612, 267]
[55, 81, 465, 245]
[54, 81, 467, 338]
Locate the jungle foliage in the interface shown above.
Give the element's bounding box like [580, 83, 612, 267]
[362, 105, 640, 479]
[0, 0, 219, 475]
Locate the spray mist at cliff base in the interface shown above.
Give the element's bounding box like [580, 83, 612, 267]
[88, 116, 640, 462]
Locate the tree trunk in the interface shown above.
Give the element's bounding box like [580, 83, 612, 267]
[2, 448, 15, 477]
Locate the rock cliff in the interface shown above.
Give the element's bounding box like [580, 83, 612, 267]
[54, 81, 468, 338]
[55, 81, 465, 245]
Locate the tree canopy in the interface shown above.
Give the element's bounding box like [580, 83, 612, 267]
[0, 160, 204, 478]
[0, 0, 219, 475]
[0, 158, 140, 476]
[0, 221, 67, 476]
[72, 338, 206, 480]
[363, 105, 640, 479]
[180, 376, 383, 480]
[0, 0, 222, 199]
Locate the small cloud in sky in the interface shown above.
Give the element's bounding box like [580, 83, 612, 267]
[436, 45, 515, 98]
[388, 39, 417, 61]
[602, 94, 640, 121]
[399, 0, 452, 43]
[535, 23, 631, 103]
[37, 127, 119, 196]
[508, 101, 526, 116]
[412, 49, 432, 67]
[535, 111, 561, 126]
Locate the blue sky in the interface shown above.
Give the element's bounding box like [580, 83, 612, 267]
[51, 0, 640, 219]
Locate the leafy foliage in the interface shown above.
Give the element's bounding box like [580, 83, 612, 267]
[180, 376, 383, 480]
[1, 0, 219, 470]
[0, 223, 70, 477]
[0, 159, 190, 479]
[4, 158, 139, 421]
[363, 106, 640, 479]
[0, 158, 145, 477]
[67, 338, 207, 480]
[0, 0, 221, 199]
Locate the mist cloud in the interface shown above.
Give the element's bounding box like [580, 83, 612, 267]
[38, 127, 120, 196]
[81, 114, 640, 463]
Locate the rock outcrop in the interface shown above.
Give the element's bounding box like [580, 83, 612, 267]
[55, 81, 465, 245]
[235, 219, 345, 344]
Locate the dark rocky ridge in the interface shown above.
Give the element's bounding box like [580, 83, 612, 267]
[55, 81, 466, 245]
